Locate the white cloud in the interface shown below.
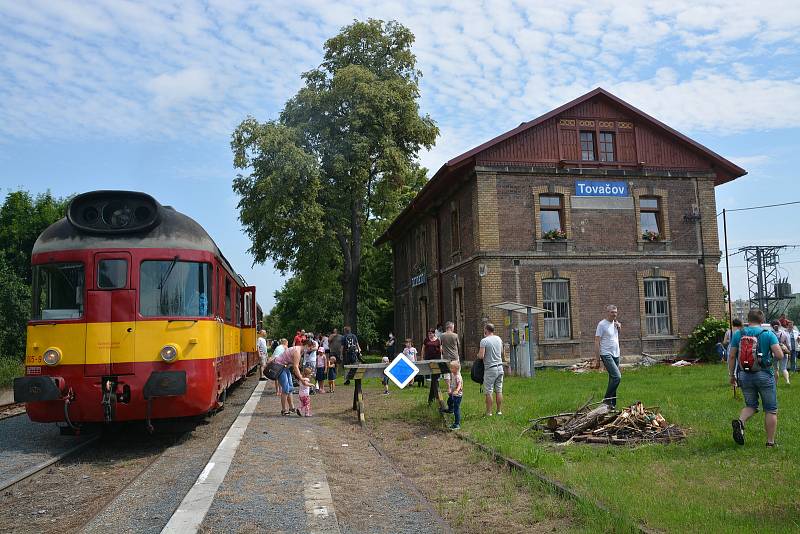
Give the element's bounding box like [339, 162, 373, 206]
[0, 0, 799, 166]
[146, 68, 217, 108]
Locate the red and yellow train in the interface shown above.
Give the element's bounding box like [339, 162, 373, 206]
[14, 190, 261, 430]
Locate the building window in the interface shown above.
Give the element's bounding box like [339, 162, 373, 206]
[451, 206, 460, 252]
[543, 279, 571, 339]
[580, 131, 596, 161]
[599, 132, 615, 161]
[418, 226, 427, 265]
[644, 278, 670, 335]
[640, 197, 661, 236]
[539, 194, 564, 234]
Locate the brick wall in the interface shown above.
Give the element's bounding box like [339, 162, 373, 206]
[392, 167, 724, 362]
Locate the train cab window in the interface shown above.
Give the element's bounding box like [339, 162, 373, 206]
[97, 259, 127, 289]
[32, 263, 85, 320]
[225, 277, 232, 322]
[140, 261, 213, 317]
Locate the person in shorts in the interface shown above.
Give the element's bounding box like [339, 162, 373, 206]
[381, 356, 390, 395]
[256, 329, 268, 380]
[728, 308, 783, 447]
[476, 323, 503, 416]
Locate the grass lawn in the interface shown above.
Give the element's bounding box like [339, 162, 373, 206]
[379, 364, 800, 533]
[0, 356, 23, 389]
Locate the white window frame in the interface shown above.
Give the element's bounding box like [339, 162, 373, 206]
[644, 278, 670, 335]
[543, 279, 571, 339]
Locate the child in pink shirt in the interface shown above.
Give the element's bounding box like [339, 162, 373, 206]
[298, 367, 314, 416]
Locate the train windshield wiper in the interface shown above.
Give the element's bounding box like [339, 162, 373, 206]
[158, 256, 179, 290]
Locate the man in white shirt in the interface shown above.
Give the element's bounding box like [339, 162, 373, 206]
[477, 323, 504, 416]
[594, 305, 621, 407]
[256, 330, 268, 381]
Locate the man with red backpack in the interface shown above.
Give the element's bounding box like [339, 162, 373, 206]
[728, 309, 784, 447]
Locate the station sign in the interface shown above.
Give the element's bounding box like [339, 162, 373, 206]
[410, 273, 426, 287]
[384, 353, 419, 389]
[575, 181, 628, 197]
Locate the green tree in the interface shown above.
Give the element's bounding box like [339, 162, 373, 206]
[0, 190, 70, 359]
[232, 19, 438, 330]
[0, 190, 68, 283]
[786, 304, 800, 325]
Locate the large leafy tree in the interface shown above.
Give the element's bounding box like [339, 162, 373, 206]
[232, 19, 438, 330]
[261, 165, 426, 348]
[0, 190, 69, 359]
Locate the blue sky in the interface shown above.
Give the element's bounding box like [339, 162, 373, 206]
[2, 0, 800, 309]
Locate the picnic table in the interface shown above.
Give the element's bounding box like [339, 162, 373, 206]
[343, 359, 452, 425]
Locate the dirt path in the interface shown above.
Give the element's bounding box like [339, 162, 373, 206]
[311, 384, 578, 533]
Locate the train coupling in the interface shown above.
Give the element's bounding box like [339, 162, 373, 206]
[101, 379, 116, 423]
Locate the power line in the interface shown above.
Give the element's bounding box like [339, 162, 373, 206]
[718, 200, 800, 214]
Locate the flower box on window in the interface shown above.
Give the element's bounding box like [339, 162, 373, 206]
[542, 229, 567, 241]
[642, 230, 660, 242]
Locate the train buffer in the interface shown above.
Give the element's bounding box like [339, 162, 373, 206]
[344, 359, 451, 425]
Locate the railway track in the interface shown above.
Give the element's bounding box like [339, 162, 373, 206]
[0, 377, 258, 533]
[0, 434, 100, 493]
[0, 401, 25, 421]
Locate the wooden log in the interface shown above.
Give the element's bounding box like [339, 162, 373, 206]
[554, 403, 611, 440]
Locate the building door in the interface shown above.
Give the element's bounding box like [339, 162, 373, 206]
[453, 288, 464, 359]
[453, 288, 464, 333]
[86, 252, 134, 376]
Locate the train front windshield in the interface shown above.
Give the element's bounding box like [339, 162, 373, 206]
[32, 263, 85, 320]
[140, 260, 213, 317]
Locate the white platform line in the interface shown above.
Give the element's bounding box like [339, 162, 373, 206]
[161, 381, 266, 534]
[302, 429, 340, 533]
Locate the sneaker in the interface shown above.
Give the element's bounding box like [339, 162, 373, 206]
[496, 411, 503, 416]
[766, 441, 778, 448]
[281, 410, 290, 416]
[295, 408, 302, 417]
[485, 412, 493, 417]
[449, 424, 460, 430]
[732, 419, 745, 445]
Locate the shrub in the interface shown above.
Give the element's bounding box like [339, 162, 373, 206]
[685, 316, 728, 362]
[0, 356, 23, 388]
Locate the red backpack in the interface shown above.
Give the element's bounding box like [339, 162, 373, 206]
[738, 329, 769, 372]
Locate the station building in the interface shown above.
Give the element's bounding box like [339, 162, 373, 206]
[376, 88, 746, 363]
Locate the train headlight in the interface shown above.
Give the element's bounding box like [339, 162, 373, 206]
[43, 348, 62, 366]
[160, 345, 179, 363]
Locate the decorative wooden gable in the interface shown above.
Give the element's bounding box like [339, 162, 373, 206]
[476, 93, 720, 173]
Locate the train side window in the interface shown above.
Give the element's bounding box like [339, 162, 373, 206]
[235, 286, 241, 326]
[243, 292, 252, 327]
[140, 261, 213, 317]
[98, 259, 127, 289]
[225, 277, 232, 322]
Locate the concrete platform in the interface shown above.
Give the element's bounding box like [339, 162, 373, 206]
[163, 384, 447, 533]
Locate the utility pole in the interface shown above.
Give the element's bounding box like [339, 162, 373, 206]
[742, 245, 785, 320]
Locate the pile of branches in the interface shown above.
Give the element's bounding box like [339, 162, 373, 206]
[524, 399, 686, 445]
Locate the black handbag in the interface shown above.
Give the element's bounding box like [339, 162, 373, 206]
[265, 361, 286, 381]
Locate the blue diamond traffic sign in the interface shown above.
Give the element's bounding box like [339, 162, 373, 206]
[384, 353, 419, 389]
